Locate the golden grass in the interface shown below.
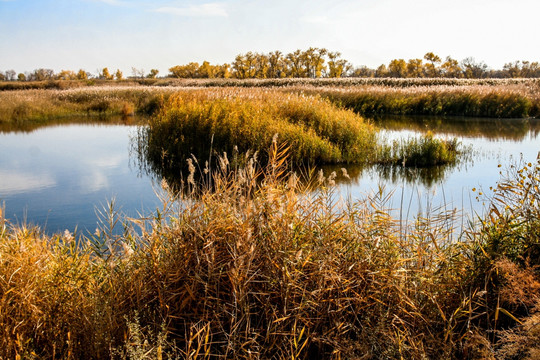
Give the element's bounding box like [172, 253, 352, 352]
[1, 146, 539, 359]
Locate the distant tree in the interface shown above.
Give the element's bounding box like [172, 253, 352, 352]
[523, 61, 540, 77]
[302, 47, 327, 78]
[57, 70, 77, 80]
[4, 69, 16, 81]
[388, 59, 407, 77]
[501, 60, 540, 78]
[147, 69, 159, 78]
[253, 53, 270, 78]
[28, 68, 55, 81]
[169, 63, 200, 78]
[232, 52, 258, 79]
[115, 69, 123, 80]
[407, 58, 424, 78]
[286, 49, 306, 78]
[424, 52, 441, 77]
[198, 61, 215, 78]
[461, 57, 488, 78]
[131, 67, 145, 79]
[17, 73, 26, 81]
[0, 72, 5, 81]
[375, 64, 388, 77]
[215, 64, 231, 78]
[101, 67, 113, 80]
[76, 69, 88, 80]
[441, 56, 462, 78]
[326, 51, 350, 78]
[267, 50, 286, 78]
[351, 66, 375, 78]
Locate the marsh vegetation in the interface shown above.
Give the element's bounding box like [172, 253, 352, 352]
[0, 145, 539, 359]
[0, 78, 539, 359]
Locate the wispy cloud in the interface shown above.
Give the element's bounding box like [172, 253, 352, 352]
[154, 3, 228, 17]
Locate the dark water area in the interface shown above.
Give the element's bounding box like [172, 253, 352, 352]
[0, 116, 539, 235]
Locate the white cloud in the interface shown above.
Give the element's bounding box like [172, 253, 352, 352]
[0, 171, 55, 195]
[154, 3, 228, 17]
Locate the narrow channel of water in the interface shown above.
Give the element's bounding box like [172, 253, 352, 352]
[0, 116, 538, 235]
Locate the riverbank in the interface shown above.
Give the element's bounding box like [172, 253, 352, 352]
[1, 81, 539, 127]
[1, 150, 538, 359]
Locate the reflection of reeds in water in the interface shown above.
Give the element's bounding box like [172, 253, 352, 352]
[1, 146, 539, 359]
[372, 115, 540, 142]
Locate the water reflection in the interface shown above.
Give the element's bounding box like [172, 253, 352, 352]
[0, 119, 159, 234]
[372, 115, 540, 141]
[0, 115, 142, 134]
[1, 115, 538, 233]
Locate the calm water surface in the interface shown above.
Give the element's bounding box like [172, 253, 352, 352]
[0, 116, 539, 235]
[0, 121, 160, 234]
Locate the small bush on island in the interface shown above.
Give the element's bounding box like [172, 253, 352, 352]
[377, 132, 461, 167]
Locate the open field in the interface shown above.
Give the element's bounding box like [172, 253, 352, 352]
[1, 147, 539, 359]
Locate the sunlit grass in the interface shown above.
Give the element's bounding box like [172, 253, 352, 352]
[139, 89, 378, 172]
[1, 148, 539, 359]
[308, 84, 540, 118]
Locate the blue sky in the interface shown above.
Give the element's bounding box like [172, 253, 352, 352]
[1, 0, 539, 76]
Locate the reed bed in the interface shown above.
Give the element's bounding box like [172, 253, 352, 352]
[305, 84, 540, 118]
[0, 87, 178, 123]
[0, 146, 539, 359]
[139, 89, 379, 173]
[2, 78, 539, 91]
[1, 81, 539, 126]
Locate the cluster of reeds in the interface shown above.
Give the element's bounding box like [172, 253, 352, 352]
[1, 145, 539, 359]
[0, 87, 177, 123]
[139, 89, 378, 176]
[308, 85, 540, 118]
[377, 132, 461, 167]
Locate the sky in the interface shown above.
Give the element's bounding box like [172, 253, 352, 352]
[1, 0, 540, 76]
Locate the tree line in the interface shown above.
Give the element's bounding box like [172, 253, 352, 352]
[2, 49, 540, 81]
[0, 67, 159, 82]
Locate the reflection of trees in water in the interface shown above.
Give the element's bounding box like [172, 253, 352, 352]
[372, 115, 540, 141]
[0, 115, 143, 134]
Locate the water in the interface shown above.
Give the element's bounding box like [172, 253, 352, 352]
[0, 119, 161, 234]
[331, 116, 540, 225]
[0, 116, 539, 235]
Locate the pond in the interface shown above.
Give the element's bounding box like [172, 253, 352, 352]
[0, 116, 539, 235]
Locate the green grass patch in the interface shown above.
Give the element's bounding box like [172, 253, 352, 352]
[377, 132, 462, 167]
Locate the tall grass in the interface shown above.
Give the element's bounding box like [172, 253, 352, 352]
[139, 89, 378, 175]
[1, 147, 539, 359]
[377, 132, 461, 167]
[307, 85, 540, 118]
[0, 87, 175, 124]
